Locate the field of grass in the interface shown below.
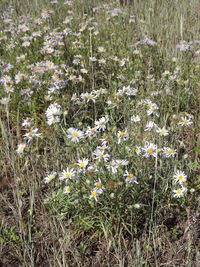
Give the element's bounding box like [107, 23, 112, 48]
[0, 0, 200, 266]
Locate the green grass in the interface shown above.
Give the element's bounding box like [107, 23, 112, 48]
[0, 0, 200, 266]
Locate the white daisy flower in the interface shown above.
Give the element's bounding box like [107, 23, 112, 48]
[23, 128, 42, 142]
[59, 167, 75, 181]
[98, 46, 106, 53]
[93, 147, 110, 162]
[130, 115, 140, 123]
[174, 170, 187, 185]
[143, 142, 157, 158]
[85, 126, 97, 137]
[124, 170, 138, 184]
[95, 116, 109, 131]
[157, 127, 169, 137]
[94, 178, 104, 194]
[63, 186, 71, 194]
[16, 143, 26, 154]
[145, 121, 157, 131]
[117, 129, 129, 144]
[77, 158, 89, 170]
[106, 160, 119, 174]
[67, 127, 84, 142]
[44, 172, 56, 183]
[89, 189, 99, 201]
[179, 116, 193, 127]
[173, 187, 186, 198]
[130, 146, 142, 155]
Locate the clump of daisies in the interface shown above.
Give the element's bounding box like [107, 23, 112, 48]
[16, 118, 42, 154]
[46, 102, 61, 125]
[173, 170, 187, 198]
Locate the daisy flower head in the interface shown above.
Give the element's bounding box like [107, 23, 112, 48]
[47, 116, 60, 125]
[94, 178, 104, 194]
[0, 97, 9, 105]
[41, 10, 50, 19]
[157, 127, 169, 137]
[22, 41, 30, 47]
[46, 103, 61, 125]
[174, 170, 187, 185]
[16, 143, 26, 154]
[23, 128, 42, 142]
[131, 146, 142, 155]
[44, 172, 56, 183]
[143, 142, 157, 158]
[46, 103, 61, 117]
[89, 189, 99, 201]
[81, 68, 88, 74]
[119, 59, 125, 67]
[67, 127, 84, 142]
[82, 92, 97, 103]
[22, 118, 33, 128]
[95, 116, 109, 131]
[85, 126, 97, 138]
[98, 46, 106, 53]
[162, 147, 176, 158]
[59, 167, 75, 181]
[63, 186, 70, 194]
[93, 147, 110, 162]
[130, 115, 140, 123]
[179, 116, 193, 127]
[77, 158, 89, 171]
[116, 159, 129, 167]
[145, 121, 157, 131]
[124, 170, 138, 184]
[98, 58, 106, 65]
[117, 129, 129, 144]
[106, 160, 119, 174]
[173, 187, 186, 198]
[168, 148, 176, 157]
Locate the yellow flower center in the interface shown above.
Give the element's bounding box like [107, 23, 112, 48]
[178, 175, 183, 181]
[49, 175, 53, 181]
[161, 129, 165, 135]
[92, 191, 96, 197]
[65, 172, 70, 178]
[177, 189, 182, 195]
[96, 182, 102, 189]
[147, 148, 153, 154]
[128, 173, 134, 179]
[80, 162, 84, 167]
[119, 131, 125, 137]
[73, 132, 78, 137]
[66, 187, 70, 193]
